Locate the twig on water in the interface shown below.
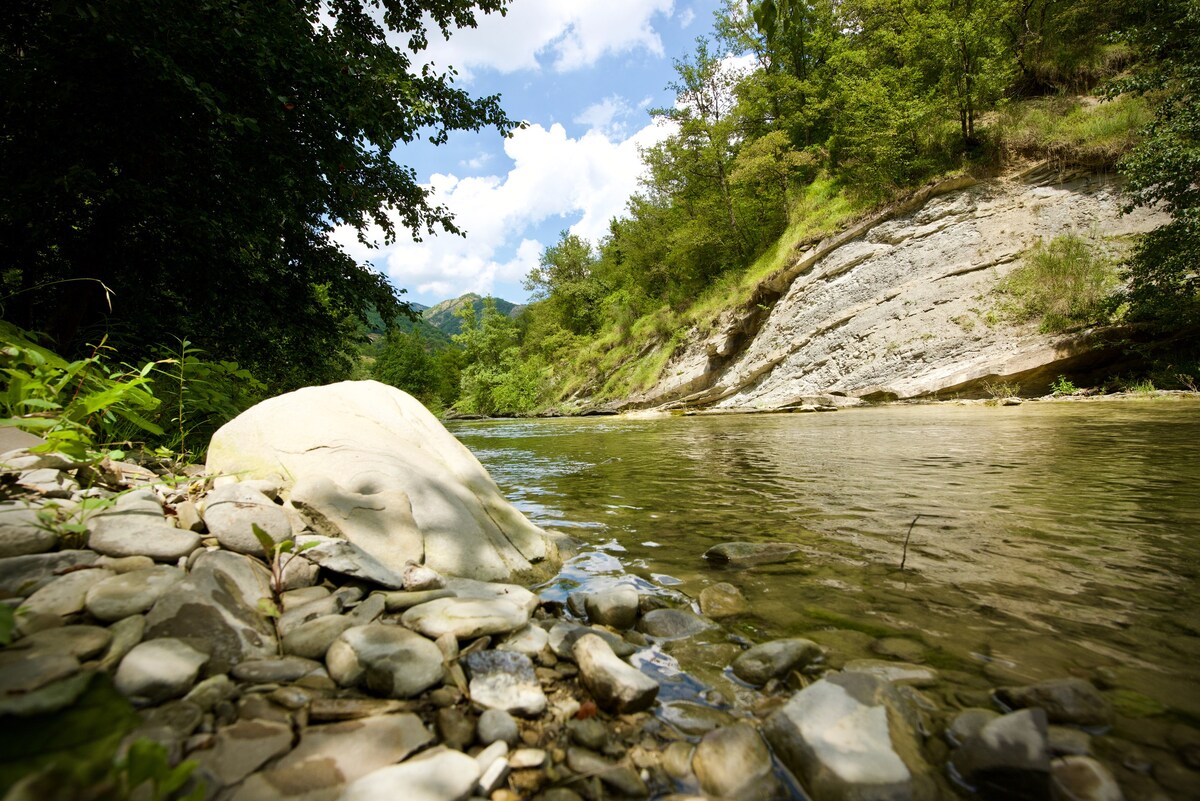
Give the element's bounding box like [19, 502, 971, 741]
[900, 514, 922, 571]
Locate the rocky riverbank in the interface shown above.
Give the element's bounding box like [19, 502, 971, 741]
[0, 383, 1165, 800]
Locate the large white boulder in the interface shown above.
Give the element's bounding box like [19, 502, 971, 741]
[206, 381, 559, 582]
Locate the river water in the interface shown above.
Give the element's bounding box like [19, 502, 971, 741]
[450, 398, 1200, 798]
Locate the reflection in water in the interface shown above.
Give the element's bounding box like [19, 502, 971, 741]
[452, 400, 1200, 792]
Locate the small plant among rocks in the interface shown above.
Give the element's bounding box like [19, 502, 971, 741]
[1050, 375, 1079, 396]
[251, 523, 318, 616]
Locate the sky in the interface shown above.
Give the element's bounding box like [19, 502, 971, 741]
[330, 0, 727, 308]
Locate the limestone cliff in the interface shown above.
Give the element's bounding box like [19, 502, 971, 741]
[616, 166, 1167, 411]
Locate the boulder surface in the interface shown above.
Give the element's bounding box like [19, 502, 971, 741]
[206, 381, 559, 582]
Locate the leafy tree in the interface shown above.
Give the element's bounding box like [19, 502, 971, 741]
[524, 232, 607, 335]
[1, 0, 514, 389]
[1116, 0, 1200, 337]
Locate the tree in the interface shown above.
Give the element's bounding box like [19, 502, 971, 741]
[1115, 0, 1200, 337]
[1, 0, 515, 389]
[524, 232, 606, 335]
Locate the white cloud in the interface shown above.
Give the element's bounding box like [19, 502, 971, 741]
[679, 7, 696, 27]
[417, 0, 676, 77]
[330, 118, 676, 303]
[573, 95, 635, 138]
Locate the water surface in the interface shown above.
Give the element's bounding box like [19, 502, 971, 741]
[451, 398, 1200, 796]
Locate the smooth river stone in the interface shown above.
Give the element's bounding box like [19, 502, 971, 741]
[201, 483, 293, 555]
[85, 565, 185, 622]
[697, 582, 749, 619]
[401, 596, 529, 640]
[0, 505, 57, 557]
[88, 514, 201, 562]
[843, 659, 940, 688]
[637, 608, 716, 640]
[326, 624, 444, 698]
[20, 624, 112, 660]
[583, 586, 640, 629]
[702, 541, 802, 567]
[18, 567, 115, 624]
[115, 638, 210, 705]
[0, 550, 98, 598]
[731, 638, 825, 686]
[572, 633, 659, 714]
[282, 614, 356, 660]
[339, 748, 481, 801]
[692, 723, 781, 801]
[995, 678, 1114, 727]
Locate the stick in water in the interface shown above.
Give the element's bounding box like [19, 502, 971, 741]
[901, 514, 922, 571]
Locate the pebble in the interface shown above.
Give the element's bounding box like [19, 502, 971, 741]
[326, 624, 444, 698]
[115, 638, 210, 705]
[572, 633, 659, 714]
[478, 708, 520, 746]
[84, 565, 184, 622]
[697, 582, 748, 619]
[464, 649, 547, 717]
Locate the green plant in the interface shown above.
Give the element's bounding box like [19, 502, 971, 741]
[113, 739, 203, 801]
[147, 338, 265, 460]
[0, 324, 163, 460]
[33, 496, 118, 549]
[251, 524, 318, 615]
[982, 380, 1022, 399]
[1050, 375, 1079, 395]
[994, 234, 1120, 333]
[1126, 378, 1156, 394]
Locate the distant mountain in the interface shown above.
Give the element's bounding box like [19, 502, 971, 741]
[362, 301, 452, 348]
[423, 293, 522, 337]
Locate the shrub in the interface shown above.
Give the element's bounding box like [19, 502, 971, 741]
[994, 234, 1120, 333]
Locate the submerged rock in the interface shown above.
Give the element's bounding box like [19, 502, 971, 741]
[996, 678, 1113, 727]
[638, 608, 716, 640]
[584, 585, 640, 629]
[702, 542, 801, 567]
[697, 582, 748, 619]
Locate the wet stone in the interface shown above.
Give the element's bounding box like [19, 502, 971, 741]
[660, 700, 737, 736]
[872, 636, 928, 662]
[584, 586, 640, 630]
[565, 748, 648, 798]
[731, 638, 825, 686]
[947, 708, 1001, 747]
[692, 723, 781, 801]
[548, 620, 637, 659]
[573, 633, 658, 714]
[698, 582, 749, 619]
[638, 608, 716, 640]
[702, 541, 801, 567]
[951, 708, 1052, 799]
[843, 659, 940, 688]
[568, 718, 609, 751]
[996, 678, 1114, 727]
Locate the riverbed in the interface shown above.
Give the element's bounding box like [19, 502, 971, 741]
[451, 397, 1200, 799]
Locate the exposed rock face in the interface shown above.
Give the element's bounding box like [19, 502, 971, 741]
[620, 172, 1167, 411]
[206, 381, 560, 582]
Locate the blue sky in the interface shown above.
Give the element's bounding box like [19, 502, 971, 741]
[332, 0, 727, 307]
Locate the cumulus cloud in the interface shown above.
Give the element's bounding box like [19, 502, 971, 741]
[418, 0, 676, 77]
[330, 118, 676, 302]
[573, 95, 636, 138]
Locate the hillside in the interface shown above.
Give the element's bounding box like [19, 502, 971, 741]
[423, 294, 522, 337]
[612, 165, 1167, 412]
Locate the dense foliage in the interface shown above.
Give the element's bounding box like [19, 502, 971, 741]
[1, 0, 514, 390]
[1114, 0, 1200, 340]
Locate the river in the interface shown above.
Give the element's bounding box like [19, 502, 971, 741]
[450, 397, 1200, 799]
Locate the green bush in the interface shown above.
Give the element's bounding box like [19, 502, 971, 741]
[994, 234, 1121, 333]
